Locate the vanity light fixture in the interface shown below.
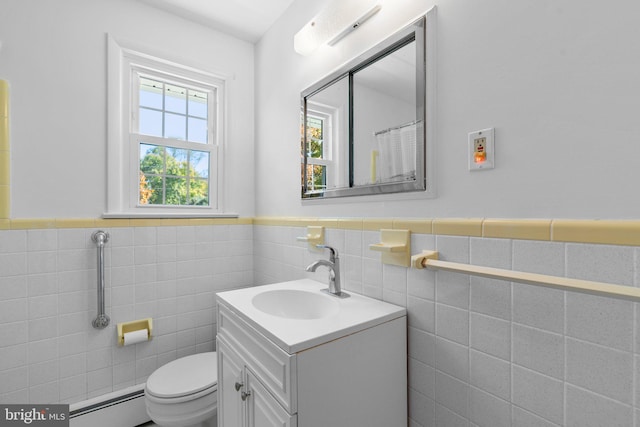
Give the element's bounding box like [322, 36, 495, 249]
[294, 0, 381, 56]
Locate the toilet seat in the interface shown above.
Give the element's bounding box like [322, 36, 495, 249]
[145, 352, 218, 427]
[146, 352, 218, 400]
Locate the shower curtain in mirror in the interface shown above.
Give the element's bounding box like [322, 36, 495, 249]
[375, 121, 417, 183]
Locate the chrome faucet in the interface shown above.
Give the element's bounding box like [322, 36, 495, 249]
[306, 245, 349, 298]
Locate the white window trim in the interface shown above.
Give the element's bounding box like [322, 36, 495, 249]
[306, 101, 347, 189]
[305, 108, 332, 191]
[105, 35, 236, 218]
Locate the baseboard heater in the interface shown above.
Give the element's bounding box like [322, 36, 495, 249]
[69, 384, 150, 427]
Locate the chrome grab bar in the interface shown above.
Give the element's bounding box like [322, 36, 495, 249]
[91, 231, 110, 329]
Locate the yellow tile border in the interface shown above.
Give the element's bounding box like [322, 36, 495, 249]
[2, 216, 640, 246]
[128, 218, 167, 227]
[483, 219, 551, 241]
[4, 217, 253, 230]
[393, 219, 433, 234]
[0, 186, 8, 219]
[254, 217, 301, 227]
[10, 219, 58, 229]
[0, 80, 9, 219]
[0, 80, 8, 118]
[314, 218, 340, 228]
[55, 219, 97, 228]
[432, 218, 483, 237]
[552, 220, 640, 246]
[0, 116, 8, 152]
[95, 218, 131, 228]
[0, 151, 9, 186]
[337, 218, 364, 230]
[362, 218, 394, 231]
[251, 217, 640, 246]
[0, 116, 10, 151]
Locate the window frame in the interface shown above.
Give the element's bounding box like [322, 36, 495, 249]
[106, 35, 232, 218]
[302, 101, 347, 195]
[131, 69, 217, 209]
[304, 108, 331, 193]
[299, 11, 436, 201]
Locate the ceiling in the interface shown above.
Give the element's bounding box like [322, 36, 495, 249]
[138, 0, 296, 43]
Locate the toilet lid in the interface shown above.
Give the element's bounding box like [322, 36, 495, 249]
[146, 352, 217, 399]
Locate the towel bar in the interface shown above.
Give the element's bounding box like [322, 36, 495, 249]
[411, 250, 640, 302]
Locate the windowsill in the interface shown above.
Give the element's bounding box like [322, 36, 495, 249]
[102, 212, 239, 219]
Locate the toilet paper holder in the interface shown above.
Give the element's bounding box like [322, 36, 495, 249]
[117, 318, 153, 346]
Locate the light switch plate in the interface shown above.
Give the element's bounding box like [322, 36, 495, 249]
[468, 128, 494, 170]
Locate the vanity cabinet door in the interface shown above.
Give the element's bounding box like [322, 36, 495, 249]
[218, 337, 246, 427]
[246, 370, 297, 427]
[217, 302, 297, 412]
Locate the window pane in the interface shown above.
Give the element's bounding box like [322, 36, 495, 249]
[189, 90, 208, 118]
[164, 113, 186, 140]
[165, 147, 189, 177]
[140, 144, 165, 175]
[188, 117, 208, 143]
[139, 143, 211, 207]
[141, 174, 163, 205]
[306, 116, 324, 159]
[306, 164, 326, 191]
[165, 177, 187, 205]
[190, 150, 209, 178]
[165, 84, 186, 114]
[137, 75, 211, 145]
[139, 78, 163, 109]
[134, 73, 214, 208]
[139, 108, 163, 137]
[189, 178, 209, 206]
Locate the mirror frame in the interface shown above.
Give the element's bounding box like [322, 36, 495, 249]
[301, 15, 428, 199]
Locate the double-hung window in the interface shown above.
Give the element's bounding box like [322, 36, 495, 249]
[133, 72, 215, 207]
[107, 36, 228, 217]
[303, 112, 329, 193]
[302, 103, 338, 195]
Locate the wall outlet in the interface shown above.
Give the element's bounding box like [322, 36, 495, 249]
[469, 128, 494, 170]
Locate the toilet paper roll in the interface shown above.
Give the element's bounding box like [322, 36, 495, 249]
[123, 329, 149, 346]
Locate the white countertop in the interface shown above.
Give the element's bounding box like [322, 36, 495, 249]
[216, 279, 407, 354]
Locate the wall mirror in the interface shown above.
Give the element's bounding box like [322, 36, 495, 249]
[301, 14, 430, 199]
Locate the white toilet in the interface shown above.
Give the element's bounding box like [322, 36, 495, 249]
[145, 352, 218, 427]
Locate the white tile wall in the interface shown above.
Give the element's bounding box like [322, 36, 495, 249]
[253, 225, 640, 427]
[3, 222, 640, 426]
[0, 224, 253, 404]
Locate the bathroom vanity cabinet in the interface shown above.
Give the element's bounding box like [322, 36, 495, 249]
[216, 279, 407, 427]
[217, 331, 294, 427]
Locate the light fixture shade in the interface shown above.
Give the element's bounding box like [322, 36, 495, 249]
[294, 0, 381, 55]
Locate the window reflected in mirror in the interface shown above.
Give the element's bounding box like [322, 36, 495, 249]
[302, 76, 349, 196]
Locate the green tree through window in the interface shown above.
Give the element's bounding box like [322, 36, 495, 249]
[303, 115, 326, 192]
[140, 144, 209, 206]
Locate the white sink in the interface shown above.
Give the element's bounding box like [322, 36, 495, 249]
[217, 279, 406, 353]
[252, 289, 340, 319]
